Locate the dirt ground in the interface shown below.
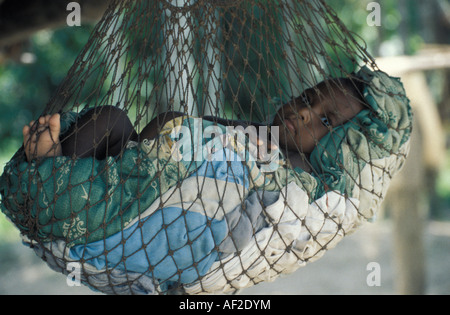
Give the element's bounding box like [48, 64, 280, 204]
[0, 219, 449, 295]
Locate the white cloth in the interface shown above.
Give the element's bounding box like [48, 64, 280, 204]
[183, 182, 360, 294]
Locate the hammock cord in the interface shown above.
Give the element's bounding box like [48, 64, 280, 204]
[0, 0, 412, 295]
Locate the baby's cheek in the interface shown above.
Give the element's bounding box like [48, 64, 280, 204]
[299, 125, 323, 153]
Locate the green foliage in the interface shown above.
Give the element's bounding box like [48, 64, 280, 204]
[0, 213, 19, 243]
[0, 0, 447, 238]
[0, 26, 93, 154]
[437, 152, 450, 199]
[0, 1, 426, 153]
[328, 0, 424, 56]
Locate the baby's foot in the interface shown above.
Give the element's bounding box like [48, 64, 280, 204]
[23, 113, 62, 162]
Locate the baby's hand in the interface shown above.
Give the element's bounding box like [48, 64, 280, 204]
[246, 127, 279, 161]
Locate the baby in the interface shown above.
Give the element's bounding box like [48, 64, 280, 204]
[22, 78, 366, 171]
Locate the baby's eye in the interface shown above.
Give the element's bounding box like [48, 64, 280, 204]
[321, 117, 331, 127]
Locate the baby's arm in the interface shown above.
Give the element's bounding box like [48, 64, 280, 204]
[203, 116, 280, 162]
[138, 112, 251, 142]
[139, 111, 185, 141]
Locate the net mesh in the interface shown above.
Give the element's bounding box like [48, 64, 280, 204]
[0, 0, 412, 295]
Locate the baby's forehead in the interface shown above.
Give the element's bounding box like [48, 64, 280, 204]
[307, 85, 344, 106]
[312, 83, 362, 113]
[311, 81, 349, 96]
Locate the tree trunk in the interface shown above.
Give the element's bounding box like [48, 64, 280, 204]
[387, 118, 427, 295]
[383, 70, 446, 294]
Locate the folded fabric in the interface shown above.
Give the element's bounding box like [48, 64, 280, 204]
[219, 189, 278, 254]
[26, 237, 158, 295]
[0, 113, 283, 247]
[183, 182, 360, 294]
[22, 147, 277, 293]
[0, 66, 413, 295]
[180, 67, 414, 293]
[67, 147, 277, 286]
[70, 203, 227, 284]
[0, 126, 190, 246]
[308, 67, 413, 222]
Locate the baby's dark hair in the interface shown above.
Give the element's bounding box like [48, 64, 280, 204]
[333, 77, 367, 107]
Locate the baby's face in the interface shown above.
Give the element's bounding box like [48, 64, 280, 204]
[272, 81, 365, 154]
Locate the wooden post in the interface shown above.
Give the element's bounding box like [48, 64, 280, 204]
[385, 117, 427, 294]
[377, 48, 448, 294]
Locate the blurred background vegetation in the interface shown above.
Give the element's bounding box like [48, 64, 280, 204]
[0, 0, 449, 278]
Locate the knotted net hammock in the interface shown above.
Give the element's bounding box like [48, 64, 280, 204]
[0, 0, 412, 295]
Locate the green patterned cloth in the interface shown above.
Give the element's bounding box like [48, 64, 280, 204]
[0, 66, 413, 247]
[0, 130, 189, 246]
[304, 67, 413, 200]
